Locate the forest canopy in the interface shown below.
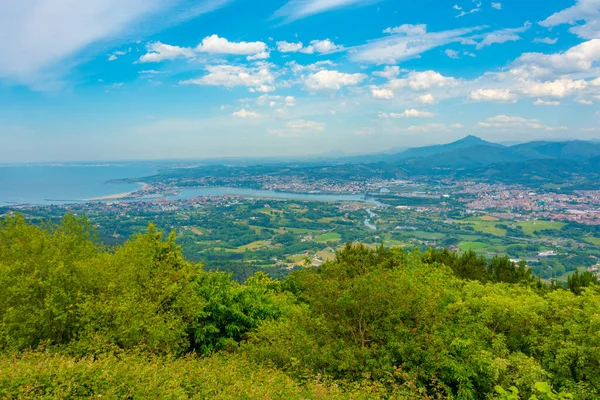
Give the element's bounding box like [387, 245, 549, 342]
[0, 214, 598, 399]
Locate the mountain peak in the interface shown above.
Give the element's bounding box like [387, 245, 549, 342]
[454, 135, 490, 145]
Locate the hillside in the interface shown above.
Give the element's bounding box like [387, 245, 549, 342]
[0, 215, 598, 399]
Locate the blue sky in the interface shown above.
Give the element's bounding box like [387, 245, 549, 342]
[1, 0, 600, 162]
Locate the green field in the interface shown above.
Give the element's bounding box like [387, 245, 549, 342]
[315, 233, 342, 243]
[471, 222, 507, 237]
[459, 242, 489, 252]
[517, 221, 565, 236]
[585, 237, 600, 246]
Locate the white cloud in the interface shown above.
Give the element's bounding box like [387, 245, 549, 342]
[371, 87, 394, 99]
[277, 39, 343, 54]
[108, 49, 128, 61]
[533, 37, 558, 44]
[247, 51, 270, 60]
[534, 98, 561, 106]
[475, 22, 531, 50]
[139, 42, 195, 63]
[478, 115, 566, 130]
[304, 70, 367, 90]
[391, 70, 459, 91]
[383, 24, 427, 36]
[417, 94, 435, 104]
[540, 0, 600, 39]
[455, 1, 481, 18]
[277, 41, 304, 52]
[445, 49, 460, 59]
[509, 39, 600, 78]
[196, 34, 268, 59]
[578, 99, 594, 104]
[379, 109, 436, 118]
[301, 39, 344, 54]
[0, 0, 232, 86]
[180, 64, 276, 92]
[520, 78, 588, 98]
[287, 60, 336, 74]
[351, 26, 484, 64]
[233, 109, 261, 118]
[373, 66, 401, 79]
[469, 89, 518, 102]
[491, 2, 502, 10]
[273, 0, 382, 22]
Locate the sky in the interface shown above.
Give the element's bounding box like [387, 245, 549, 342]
[1, 0, 600, 162]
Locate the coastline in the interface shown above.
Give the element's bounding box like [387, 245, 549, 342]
[87, 182, 149, 201]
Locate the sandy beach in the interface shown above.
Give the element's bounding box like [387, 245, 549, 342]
[87, 182, 149, 201]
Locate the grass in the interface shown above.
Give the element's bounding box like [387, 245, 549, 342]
[316, 249, 337, 262]
[585, 237, 600, 246]
[479, 216, 500, 222]
[459, 242, 489, 252]
[517, 221, 565, 236]
[471, 222, 507, 237]
[237, 240, 271, 251]
[315, 233, 342, 243]
[318, 217, 345, 223]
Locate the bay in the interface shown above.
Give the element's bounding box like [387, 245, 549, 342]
[0, 166, 154, 206]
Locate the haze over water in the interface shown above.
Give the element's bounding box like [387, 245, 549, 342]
[0, 166, 154, 206]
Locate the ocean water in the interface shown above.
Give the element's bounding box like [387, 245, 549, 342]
[0, 166, 154, 206]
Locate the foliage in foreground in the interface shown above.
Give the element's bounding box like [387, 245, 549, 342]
[0, 215, 599, 399]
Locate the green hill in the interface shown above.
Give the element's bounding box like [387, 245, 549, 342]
[0, 215, 598, 399]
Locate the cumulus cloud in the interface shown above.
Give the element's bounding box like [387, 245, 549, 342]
[373, 66, 401, 79]
[383, 24, 427, 35]
[371, 87, 394, 99]
[276, 39, 342, 54]
[180, 64, 276, 92]
[509, 39, 600, 79]
[534, 98, 561, 106]
[469, 89, 518, 102]
[287, 60, 336, 74]
[196, 34, 268, 60]
[491, 2, 502, 10]
[304, 70, 367, 90]
[139, 42, 195, 63]
[520, 78, 588, 98]
[233, 109, 261, 118]
[390, 70, 459, 91]
[277, 41, 304, 52]
[417, 94, 435, 104]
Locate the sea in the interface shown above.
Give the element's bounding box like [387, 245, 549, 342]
[0, 165, 380, 207]
[0, 165, 154, 206]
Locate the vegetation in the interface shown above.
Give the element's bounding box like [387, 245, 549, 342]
[0, 214, 599, 399]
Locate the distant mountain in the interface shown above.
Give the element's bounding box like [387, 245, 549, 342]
[391, 135, 503, 161]
[400, 144, 529, 173]
[510, 140, 600, 160]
